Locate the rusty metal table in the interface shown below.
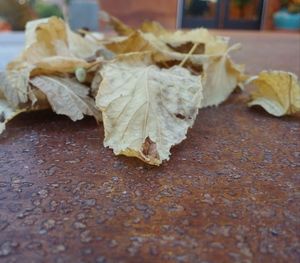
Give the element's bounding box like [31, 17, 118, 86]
[0, 31, 300, 263]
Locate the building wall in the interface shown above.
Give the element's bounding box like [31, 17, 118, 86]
[100, 0, 282, 30]
[100, 0, 178, 29]
[262, 0, 281, 30]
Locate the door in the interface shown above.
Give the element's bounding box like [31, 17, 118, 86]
[179, 0, 265, 30]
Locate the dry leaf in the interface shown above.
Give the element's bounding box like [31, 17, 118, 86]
[167, 41, 205, 54]
[201, 44, 245, 107]
[2, 14, 277, 166]
[107, 19, 228, 56]
[0, 99, 24, 135]
[31, 56, 91, 76]
[105, 31, 202, 63]
[140, 21, 167, 36]
[2, 57, 91, 108]
[105, 31, 204, 68]
[105, 31, 243, 104]
[22, 17, 100, 63]
[30, 76, 102, 121]
[67, 28, 101, 59]
[108, 16, 227, 55]
[96, 56, 203, 165]
[108, 15, 135, 36]
[248, 71, 300, 116]
[0, 65, 33, 107]
[2, 17, 103, 109]
[105, 31, 156, 55]
[25, 17, 67, 50]
[26, 17, 100, 59]
[91, 71, 103, 97]
[158, 28, 229, 56]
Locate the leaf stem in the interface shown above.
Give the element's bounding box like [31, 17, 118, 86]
[179, 42, 200, 68]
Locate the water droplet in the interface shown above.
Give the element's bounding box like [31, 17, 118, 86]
[26, 241, 42, 250]
[73, 222, 86, 230]
[45, 165, 58, 177]
[135, 203, 149, 211]
[38, 189, 48, 198]
[52, 244, 66, 253]
[106, 239, 117, 248]
[165, 204, 184, 212]
[80, 230, 92, 243]
[149, 246, 159, 256]
[0, 241, 18, 257]
[202, 193, 215, 205]
[96, 256, 106, 263]
[81, 247, 93, 255]
[65, 159, 81, 164]
[134, 190, 142, 197]
[41, 219, 56, 231]
[96, 217, 107, 225]
[210, 242, 224, 249]
[76, 213, 86, 220]
[7, 203, 22, 213]
[81, 199, 96, 207]
[0, 220, 9, 231]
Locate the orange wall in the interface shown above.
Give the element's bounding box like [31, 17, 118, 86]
[100, 0, 282, 30]
[100, 0, 178, 29]
[262, 0, 281, 30]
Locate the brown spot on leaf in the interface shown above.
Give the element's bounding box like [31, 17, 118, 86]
[175, 113, 185, 120]
[142, 137, 159, 160]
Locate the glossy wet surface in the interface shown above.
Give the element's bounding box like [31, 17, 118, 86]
[0, 32, 299, 263]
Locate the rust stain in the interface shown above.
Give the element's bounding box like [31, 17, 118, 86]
[0, 33, 299, 262]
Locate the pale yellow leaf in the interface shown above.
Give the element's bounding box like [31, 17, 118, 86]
[0, 65, 33, 107]
[25, 17, 67, 55]
[3, 17, 101, 108]
[67, 27, 101, 59]
[248, 71, 300, 116]
[150, 33, 243, 107]
[25, 17, 101, 59]
[2, 56, 92, 108]
[22, 40, 72, 64]
[106, 25, 228, 57]
[108, 15, 135, 36]
[25, 17, 65, 46]
[105, 32, 243, 107]
[159, 28, 229, 55]
[0, 99, 24, 135]
[0, 68, 51, 111]
[105, 31, 204, 64]
[109, 17, 228, 55]
[30, 76, 102, 122]
[96, 58, 203, 165]
[167, 41, 205, 55]
[140, 21, 167, 36]
[31, 56, 91, 76]
[91, 71, 103, 98]
[105, 31, 156, 55]
[201, 45, 245, 107]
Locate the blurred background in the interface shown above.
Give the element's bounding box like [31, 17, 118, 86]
[0, 0, 299, 31]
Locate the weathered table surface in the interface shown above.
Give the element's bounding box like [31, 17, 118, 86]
[0, 31, 300, 263]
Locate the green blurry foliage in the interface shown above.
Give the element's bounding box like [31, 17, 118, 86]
[34, 1, 63, 18]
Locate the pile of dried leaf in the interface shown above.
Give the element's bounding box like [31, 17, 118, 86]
[0, 15, 299, 165]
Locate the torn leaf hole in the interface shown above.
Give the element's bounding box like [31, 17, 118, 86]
[175, 113, 185, 120]
[142, 137, 159, 160]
